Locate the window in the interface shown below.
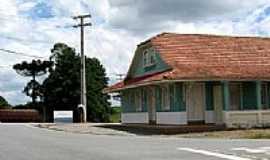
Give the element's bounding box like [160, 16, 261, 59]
[261, 83, 269, 109]
[150, 53, 155, 64]
[143, 48, 156, 67]
[161, 85, 170, 111]
[143, 51, 148, 66]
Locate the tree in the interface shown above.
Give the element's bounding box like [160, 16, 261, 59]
[43, 43, 81, 111]
[85, 57, 111, 122]
[42, 43, 111, 122]
[13, 59, 53, 104]
[0, 96, 9, 108]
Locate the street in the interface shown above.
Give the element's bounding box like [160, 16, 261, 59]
[0, 124, 270, 160]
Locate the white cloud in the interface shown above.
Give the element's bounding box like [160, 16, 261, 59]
[17, 1, 36, 12]
[1, 0, 270, 105]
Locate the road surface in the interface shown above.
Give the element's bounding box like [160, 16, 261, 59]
[0, 124, 270, 160]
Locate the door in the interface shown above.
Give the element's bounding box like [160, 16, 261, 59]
[213, 85, 223, 124]
[186, 83, 205, 123]
[147, 87, 156, 124]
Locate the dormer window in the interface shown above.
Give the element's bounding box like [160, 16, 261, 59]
[143, 48, 156, 67]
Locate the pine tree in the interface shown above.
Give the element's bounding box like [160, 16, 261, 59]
[13, 59, 53, 105]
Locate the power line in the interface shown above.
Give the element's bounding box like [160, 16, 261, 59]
[0, 34, 52, 44]
[0, 15, 75, 31]
[0, 48, 47, 59]
[0, 65, 13, 68]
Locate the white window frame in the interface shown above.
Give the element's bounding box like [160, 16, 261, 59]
[143, 48, 156, 67]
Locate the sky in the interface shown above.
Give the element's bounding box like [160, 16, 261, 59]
[1, 0, 270, 105]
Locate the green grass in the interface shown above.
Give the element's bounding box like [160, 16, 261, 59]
[110, 107, 121, 123]
[245, 132, 270, 139]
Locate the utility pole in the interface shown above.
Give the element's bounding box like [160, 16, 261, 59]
[73, 14, 91, 123]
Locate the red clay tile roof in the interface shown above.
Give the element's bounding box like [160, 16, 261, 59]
[105, 32, 270, 92]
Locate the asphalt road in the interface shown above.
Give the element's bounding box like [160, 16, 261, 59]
[0, 124, 270, 160]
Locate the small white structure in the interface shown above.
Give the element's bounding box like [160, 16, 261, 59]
[54, 111, 73, 123]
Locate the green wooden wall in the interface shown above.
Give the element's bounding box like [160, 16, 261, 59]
[121, 83, 186, 113]
[242, 82, 258, 110]
[221, 81, 261, 111]
[172, 83, 186, 111]
[155, 83, 186, 112]
[121, 81, 265, 113]
[127, 47, 171, 78]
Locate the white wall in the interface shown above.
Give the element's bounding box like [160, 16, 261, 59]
[156, 112, 187, 125]
[121, 112, 148, 124]
[205, 111, 215, 124]
[223, 110, 270, 128]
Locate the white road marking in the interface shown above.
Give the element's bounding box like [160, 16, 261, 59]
[177, 147, 251, 160]
[232, 147, 270, 155]
[232, 147, 266, 153]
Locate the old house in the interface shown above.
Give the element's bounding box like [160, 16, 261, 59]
[105, 33, 270, 128]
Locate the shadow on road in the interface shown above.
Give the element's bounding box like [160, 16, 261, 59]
[96, 124, 226, 135]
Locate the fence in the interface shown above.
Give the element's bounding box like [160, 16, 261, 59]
[0, 109, 41, 122]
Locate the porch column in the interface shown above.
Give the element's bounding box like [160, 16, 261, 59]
[256, 81, 262, 110]
[223, 81, 230, 111]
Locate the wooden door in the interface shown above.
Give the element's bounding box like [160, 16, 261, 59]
[147, 87, 156, 124]
[213, 85, 223, 124]
[186, 83, 205, 122]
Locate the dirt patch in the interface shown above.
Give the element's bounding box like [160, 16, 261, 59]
[175, 129, 270, 139]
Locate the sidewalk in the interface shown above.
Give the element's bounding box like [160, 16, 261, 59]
[36, 123, 135, 136]
[36, 123, 225, 136]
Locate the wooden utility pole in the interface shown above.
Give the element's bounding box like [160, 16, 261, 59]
[73, 14, 91, 123]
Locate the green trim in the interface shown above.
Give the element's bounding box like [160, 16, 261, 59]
[144, 64, 156, 72]
[142, 88, 148, 112]
[175, 82, 186, 111]
[205, 82, 214, 111]
[256, 81, 262, 109]
[240, 84, 244, 110]
[268, 82, 270, 109]
[223, 81, 230, 111]
[169, 84, 175, 111]
[155, 86, 162, 112]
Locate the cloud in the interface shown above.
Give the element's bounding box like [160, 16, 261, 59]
[1, 0, 270, 105]
[107, 0, 269, 34]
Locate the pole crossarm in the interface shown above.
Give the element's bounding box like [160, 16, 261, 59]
[72, 14, 91, 20]
[73, 23, 92, 28]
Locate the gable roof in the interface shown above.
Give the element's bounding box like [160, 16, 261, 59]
[105, 32, 270, 92]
